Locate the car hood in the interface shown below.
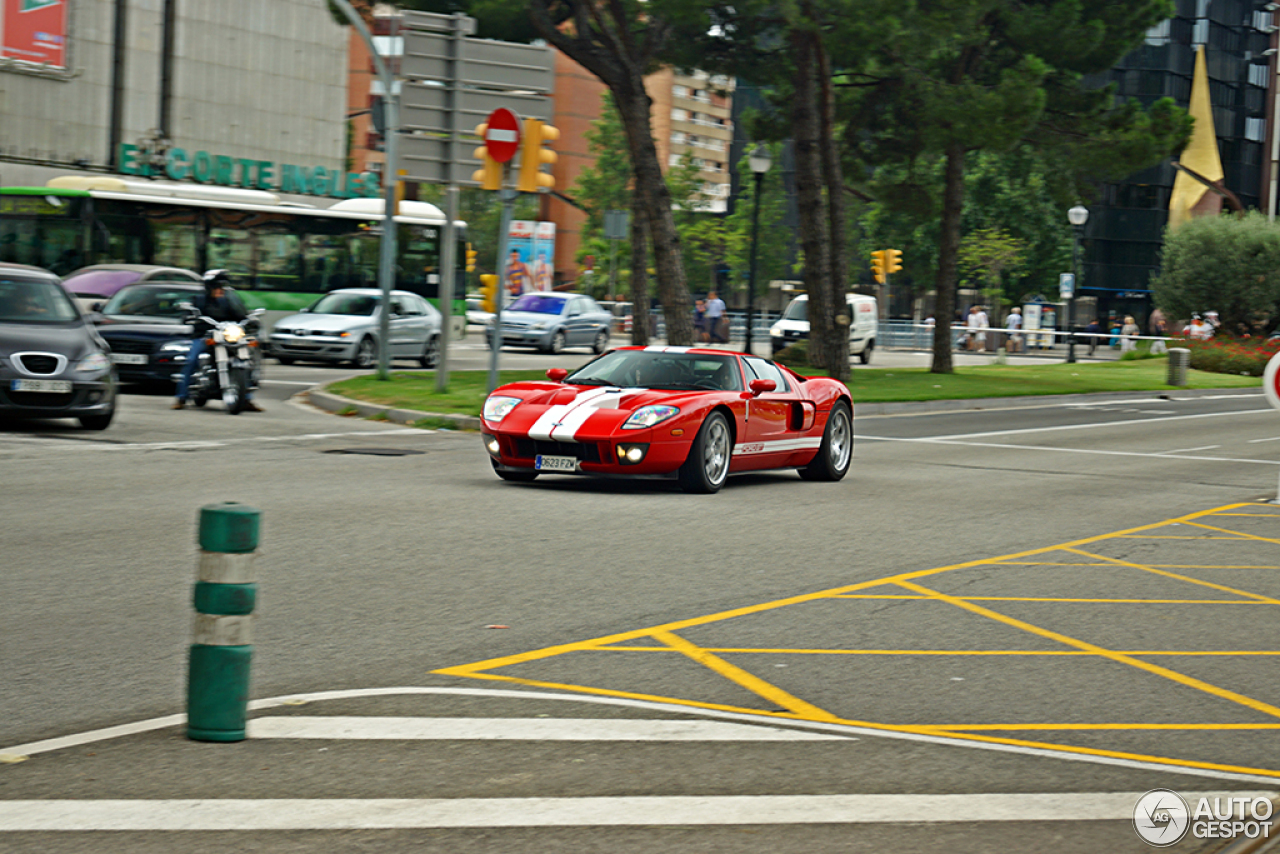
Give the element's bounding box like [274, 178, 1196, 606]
[499, 310, 563, 326]
[0, 321, 100, 360]
[97, 321, 193, 340]
[274, 313, 371, 333]
[488, 382, 719, 439]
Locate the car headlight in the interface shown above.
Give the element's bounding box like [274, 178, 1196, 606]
[483, 395, 522, 423]
[530, 321, 550, 331]
[623, 405, 680, 429]
[76, 352, 111, 373]
[160, 341, 190, 353]
[222, 324, 246, 344]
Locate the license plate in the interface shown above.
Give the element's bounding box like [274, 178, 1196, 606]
[535, 454, 577, 472]
[110, 353, 148, 365]
[11, 379, 72, 393]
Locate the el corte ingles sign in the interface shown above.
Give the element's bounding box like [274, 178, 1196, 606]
[117, 144, 381, 199]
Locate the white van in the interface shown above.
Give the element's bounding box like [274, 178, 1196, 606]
[769, 293, 878, 363]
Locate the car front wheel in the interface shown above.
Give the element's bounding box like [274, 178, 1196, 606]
[78, 409, 114, 430]
[546, 330, 566, 355]
[420, 335, 440, 368]
[592, 328, 610, 354]
[678, 410, 731, 494]
[351, 337, 376, 369]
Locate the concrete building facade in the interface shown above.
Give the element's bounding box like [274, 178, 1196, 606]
[645, 67, 735, 214]
[0, 0, 350, 195]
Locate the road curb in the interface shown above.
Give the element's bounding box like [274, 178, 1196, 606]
[854, 387, 1263, 418]
[307, 388, 483, 431]
[307, 383, 1261, 428]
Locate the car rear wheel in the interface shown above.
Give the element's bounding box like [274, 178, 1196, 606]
[799, 400, 852, 481]
[276, 356, 295, 365]
[592, 328, 609, 354]
[546, 330, 566, 355]
[351, 337, 376, 369]
[678, 410, 731, 494]
[858, 340, 874, 365]
[492, 460, 538, 482]
[419, 335, 440, 368]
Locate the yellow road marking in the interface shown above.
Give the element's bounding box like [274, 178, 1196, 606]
[897, 579, 1280, 721]
[997, 562, 1280, 570]
[833, 594, 1264, 605]
[650, 630, 840, 721]
[1065, 548, 1280, 605]
[595, 646, 1280, 657]
[1183, 520, 1280, 546]
[932, 723, 1280, 731]
[433, 502, 1280, 777]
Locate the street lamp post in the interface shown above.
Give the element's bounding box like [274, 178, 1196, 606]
[744, 144, 772, 356]
[1067, 204, 1089, 364]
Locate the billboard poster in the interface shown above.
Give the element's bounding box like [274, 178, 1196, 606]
[2, 0, 68, 69]
[504, 220, 556, 294]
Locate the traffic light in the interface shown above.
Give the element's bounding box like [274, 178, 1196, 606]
[479, 273, 499, 313]
[871, 250, 888, 284]
[886, 248, 903, 275]
[465, 243, 477, 272]
[472, 123, 502, 191]
[516, 118, 559, 193]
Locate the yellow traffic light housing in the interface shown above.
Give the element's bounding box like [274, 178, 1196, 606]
[871, 250, 887, 284]
[479, 273, 499, 313]
[465, 243, 477, 272]
[471, 123, 502, 191]
[886, 248, 903, 275]
[516, 118, 558, 194]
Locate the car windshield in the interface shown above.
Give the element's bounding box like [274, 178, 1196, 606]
[509, 294, 565, 315]
[0, 277, 80, 324]
[100, 285, 200, 321]
[566, 351, 743, 391]
[310, 292, 379, 316]
[783, 299, 808, 321]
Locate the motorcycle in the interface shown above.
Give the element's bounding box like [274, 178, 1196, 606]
[179, 306, 265, 414]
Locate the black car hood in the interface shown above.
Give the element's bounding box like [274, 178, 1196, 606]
[96, 321, 194, 340]
[0, 321, 101, 360]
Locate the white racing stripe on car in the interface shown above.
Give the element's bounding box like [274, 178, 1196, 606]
[527, 387, 616, 441]
[549, 389, 628, 441]
[733, 437, 824, 455]
[643, 346, 691, 353]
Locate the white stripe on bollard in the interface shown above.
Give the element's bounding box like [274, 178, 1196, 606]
[192, 615, 253, 646]
[197, 551, 256, 584]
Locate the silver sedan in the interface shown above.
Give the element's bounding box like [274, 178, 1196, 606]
[268, 289, 442, 368]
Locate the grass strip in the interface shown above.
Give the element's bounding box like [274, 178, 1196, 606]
[325, 359, 1259, 418]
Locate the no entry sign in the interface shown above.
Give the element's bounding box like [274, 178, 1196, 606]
[1265, 351, 1280, 411]
[484, 108, 521, 163]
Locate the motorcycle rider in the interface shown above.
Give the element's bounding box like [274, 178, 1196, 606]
[172, 269, 263, 411]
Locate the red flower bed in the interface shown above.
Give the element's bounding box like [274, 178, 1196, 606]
[1184, 336, 1280, 376]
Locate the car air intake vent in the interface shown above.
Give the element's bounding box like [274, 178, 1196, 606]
[16, 354, 60, 375]
[109, 340, 153, 355]
[513, 438, 601, 463]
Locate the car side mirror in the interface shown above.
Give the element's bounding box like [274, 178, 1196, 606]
[547, 368, 569, 383]
[749, 378, 776, 396]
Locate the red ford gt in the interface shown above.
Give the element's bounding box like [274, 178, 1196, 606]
[480, 346, 853, 493]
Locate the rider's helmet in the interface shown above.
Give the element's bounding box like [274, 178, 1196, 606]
[202, 269, 231, 293]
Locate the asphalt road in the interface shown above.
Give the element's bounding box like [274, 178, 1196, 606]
[2, 347, 1279, 853]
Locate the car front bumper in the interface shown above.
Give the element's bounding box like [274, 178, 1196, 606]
[0, 375, 117, 417]
[268, 334, 358, 362]
[481, 426, 692, 477]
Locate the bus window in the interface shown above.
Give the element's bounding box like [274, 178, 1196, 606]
[397, 223, 440, 297]
[256, 227, 301, 292]
[349, 234, 378, 289]
[207, 226, 253, 284]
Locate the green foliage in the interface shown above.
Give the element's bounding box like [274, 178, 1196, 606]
[772, 339, 809, 368]
[1151, 212, 1280, 334]
[957, 226, 1028, 312]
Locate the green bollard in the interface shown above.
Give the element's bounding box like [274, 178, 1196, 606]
[187, 501, 260, 742]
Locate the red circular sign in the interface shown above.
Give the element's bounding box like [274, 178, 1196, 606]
[485, 108, 521, 163]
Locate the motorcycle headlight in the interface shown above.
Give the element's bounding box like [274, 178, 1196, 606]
[623, 405, 680, 430]
[222, 324, 246, 344]
[160, 341, 190, 353]
[482, 395, 522, 423]
[76, 352, 111, 373]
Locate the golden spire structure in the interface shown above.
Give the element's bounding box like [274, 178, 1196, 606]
[1168, 45, 1225, 229]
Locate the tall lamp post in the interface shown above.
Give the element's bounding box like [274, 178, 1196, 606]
[1066, 204, 1089, 364]
[744, 144, 772, 355]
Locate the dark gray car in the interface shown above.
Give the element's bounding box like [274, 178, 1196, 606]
[0, 264, 117, 430]
[485, 291, 612, 354]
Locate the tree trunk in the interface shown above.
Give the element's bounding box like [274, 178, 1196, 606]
[789, 28, 830, 369]
[815, 32, 849, 382]
[931, 141, 964, 374]
[628, 188, 650, 346]
[612, 86, 693, 345]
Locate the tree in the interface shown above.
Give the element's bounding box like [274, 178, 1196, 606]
[1151, 212, 1280, 335]
[956, 227, 1027, 323]
[840, 0, 1191, 373]
[506, 0, 696, 345]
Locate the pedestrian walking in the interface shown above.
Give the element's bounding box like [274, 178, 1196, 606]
[1005, 307, 1023, 353]
[706, 290, 727, 344]
[1120, 315, 1139, 353]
